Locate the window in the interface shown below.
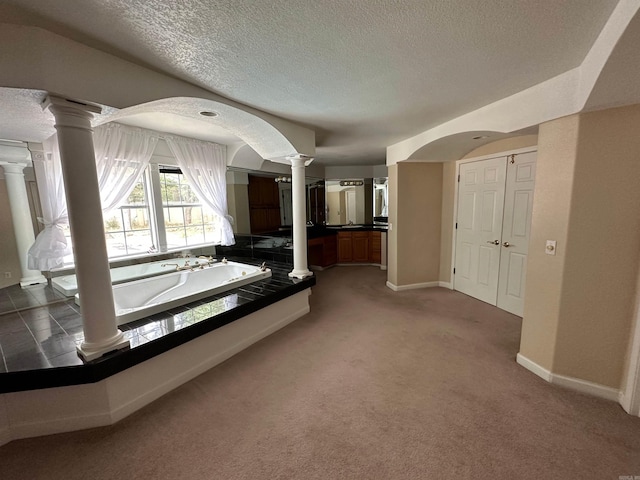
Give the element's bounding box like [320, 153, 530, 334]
[103, 175, 154, 258]
[60, 164, 225, 265]
[159, 167, 221, 249]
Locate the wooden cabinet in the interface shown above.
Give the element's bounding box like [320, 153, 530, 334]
[337, 233, 353, 262]
[352, 232, 369, 262]
[370, 231, 381, 264]
[308, 235, 337, 268]
[322, 234, 337, 266]
[337, 230, 382, 264]
[248, 175, 281, 234]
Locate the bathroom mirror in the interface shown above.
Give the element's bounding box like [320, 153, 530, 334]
[226, 167, 324, 234]
[373, 177, 388, 224]
[325, 179, 373, 225]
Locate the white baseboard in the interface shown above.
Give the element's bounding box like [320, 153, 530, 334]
[516, 353, 620, 402]
[0, 290, 312, 446]
[516, 353, 552, 381]
[438, 281, 452, 289]
[386, 281, 440, 292]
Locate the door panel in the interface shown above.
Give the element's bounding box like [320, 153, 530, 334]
[497, 152, 537, 316]
[454, 157, 506, 305]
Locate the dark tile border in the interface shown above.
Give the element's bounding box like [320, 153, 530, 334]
[0, 260, 315, 394]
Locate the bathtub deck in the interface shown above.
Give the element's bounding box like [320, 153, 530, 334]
[0, 258, 314, 393]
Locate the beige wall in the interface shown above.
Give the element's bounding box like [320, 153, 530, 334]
[520, 104, 640, 389]
[388, 162, 442, 287]
[462, 135, 539, 159]
[519, 117, 578, 370]
[0, 179, 21, 288]
[387, 165, 398, 285]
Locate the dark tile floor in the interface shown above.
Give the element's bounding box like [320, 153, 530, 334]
[0, 258, 309, 377]
[0, 282, 68, 315]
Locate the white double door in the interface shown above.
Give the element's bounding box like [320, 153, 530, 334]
[454, 151, 536, 316]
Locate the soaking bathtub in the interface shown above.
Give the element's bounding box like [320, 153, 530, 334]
[52, 259, 180, 297]
[74, 260, 272, 325]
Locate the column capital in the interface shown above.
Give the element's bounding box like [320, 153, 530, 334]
[43, 95, 102, 130]
[286, 154, 314, 167]
[0, 142, 32, 168]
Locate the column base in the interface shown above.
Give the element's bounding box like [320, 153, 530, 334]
[77, 330, 130, 362]
[289, 269, 314, 280]
[20, 274, 48, 288]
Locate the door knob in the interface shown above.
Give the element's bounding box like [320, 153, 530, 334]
[502, 242, 510, 247]
[486, 240, 499, 245]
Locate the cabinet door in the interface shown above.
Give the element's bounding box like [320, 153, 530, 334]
[352, 232, 369, 262]
[323, 235, 337, 266]
[338, 232, 353, 262]
[370, 231, 382, 263]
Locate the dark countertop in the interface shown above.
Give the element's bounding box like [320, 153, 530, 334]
[325, 224, 388, 232]
[306, 224, 388, 238]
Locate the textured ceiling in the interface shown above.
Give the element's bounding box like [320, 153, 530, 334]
[0, 0, 622, 164]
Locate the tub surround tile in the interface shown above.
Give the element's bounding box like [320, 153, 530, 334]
[0, 343, 6, 373]
[48, 350, 84, 368]
[0, 330, 41, 357]
[7, 295, 41, 311]
[0, 299, 15, 316]
[21, 313, 65, 335]
[0, 257, 315, 393]
[0, 312, 28, 335]
[38, 333, 78, 359]
[5, 350, 51, 372]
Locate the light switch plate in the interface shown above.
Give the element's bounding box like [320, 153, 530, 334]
[545, 240, 557, 256]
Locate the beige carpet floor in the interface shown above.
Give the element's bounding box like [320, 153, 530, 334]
[1, 266, 639, 479]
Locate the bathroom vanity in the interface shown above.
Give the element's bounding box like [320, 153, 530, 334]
[307, 225, 387, 269]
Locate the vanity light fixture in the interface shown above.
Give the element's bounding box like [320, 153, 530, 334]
[339, 180, 364, 187]
[274, 176, 291, 183]
[199, 111, 218, 117]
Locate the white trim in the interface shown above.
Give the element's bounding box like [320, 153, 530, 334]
[516, 353, 552, 381]
[621, 282, 640, 416]
[0, 290, 311, 446]
[438, 281, 452, 289]
[386, 281, 440, 292]
[517, 353, 620, 402]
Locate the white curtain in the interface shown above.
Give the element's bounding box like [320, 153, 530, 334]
[27, 123, 159, 270]
[27, 135, 70, 271]
[165, 136, 235, 245]
[94, 123, 159, 214]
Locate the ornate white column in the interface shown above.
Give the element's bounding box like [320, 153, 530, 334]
[43, 96, 129, 361]
[287, 154, 314, 279]
[0, 143, 47, 287]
